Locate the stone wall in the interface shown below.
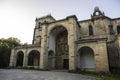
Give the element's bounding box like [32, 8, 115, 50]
[79, 18, 110, 37]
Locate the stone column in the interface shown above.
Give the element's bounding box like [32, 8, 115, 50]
[9, 48, 15, 67]
[68, 34, 76, 70]
[117, 36, 120, 70]
[67, 17, 77, 70]
[23, 49, 28, 67]
[40, 24, 48, 69]
[95, 40, 109, 72]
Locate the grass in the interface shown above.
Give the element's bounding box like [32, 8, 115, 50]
[68, 70, 120, 80]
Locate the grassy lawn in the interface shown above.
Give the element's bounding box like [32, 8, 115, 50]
[69, 70, 120, 80]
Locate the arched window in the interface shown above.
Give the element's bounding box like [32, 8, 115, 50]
[117, 25, 120, 34]
[38, 22, 41, 28]
[110, 26, 113, 34]
[109, 22, 114, 35]
[89, 25, 93, 35]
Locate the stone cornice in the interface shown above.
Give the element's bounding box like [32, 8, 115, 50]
[112, 17, 120, 20]
[79, 16, 111, 23]
[75, 38, 107, 44]
[40, 15, 79, 26]
[14, 44, 41, 49]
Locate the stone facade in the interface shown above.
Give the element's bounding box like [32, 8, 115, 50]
[10, 7, 120, 73]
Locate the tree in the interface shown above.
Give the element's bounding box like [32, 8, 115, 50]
[0, 37, 21, 68]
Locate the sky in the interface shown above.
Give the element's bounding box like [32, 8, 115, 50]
[0, 0, 120, 44]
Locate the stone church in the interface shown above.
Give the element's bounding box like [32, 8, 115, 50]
[9, 7, 120, 72]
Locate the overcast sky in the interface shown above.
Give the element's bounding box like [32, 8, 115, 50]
[0, 0, 120, 44]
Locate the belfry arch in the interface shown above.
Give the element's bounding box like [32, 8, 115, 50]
[78, 46, 95, 71]
[16, 51, 24, 67]
[48, 26, 69, 69]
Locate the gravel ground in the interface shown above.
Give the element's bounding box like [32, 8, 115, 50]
[0, 69, 97, 80]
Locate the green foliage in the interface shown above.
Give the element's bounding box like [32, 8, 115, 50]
[0, 37, 21, 68]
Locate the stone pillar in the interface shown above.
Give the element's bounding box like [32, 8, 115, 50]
[67, 16, 77, 70]
[68, 34, 76, 70]
[40, 24, 48, 69]
[95, 40, 109, 72]
[23, 49, 28, 67]
[9, 48, 15, 67]
[117, 35, 120, 47]
[116, 36, 120, 70]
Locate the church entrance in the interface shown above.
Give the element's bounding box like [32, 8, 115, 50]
[49, 26, 69, 69]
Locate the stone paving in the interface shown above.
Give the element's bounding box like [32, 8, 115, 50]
[0, 69, 97, 80]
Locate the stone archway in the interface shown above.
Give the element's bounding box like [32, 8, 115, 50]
[79, 46, 95, 71]
[48, 50, 55, 69]
[49, 26, 69, 69]
[28, 50, 40, 66]
[16, 51, 24, 67]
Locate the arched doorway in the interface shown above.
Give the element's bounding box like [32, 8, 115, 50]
[16, 51, 24, 67]
[28, 50, 40, 66]
[49, 26, 69, 69]
[79, 46, 95, 71]
[48, 50, 55, 69]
